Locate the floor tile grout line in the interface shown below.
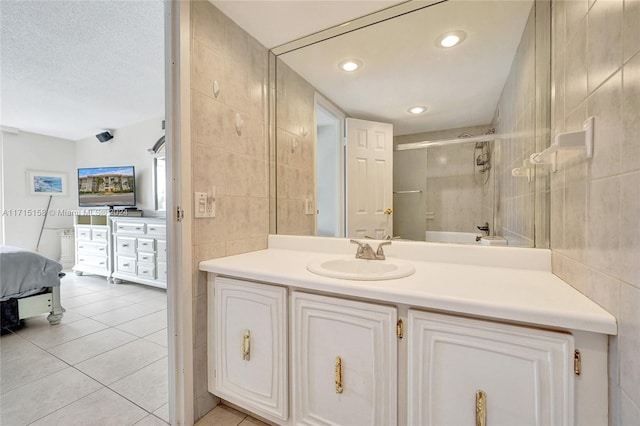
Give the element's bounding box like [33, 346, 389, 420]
[15, 317, 129, 352]
[106, 377, 169, 419]
[23, 386, 110, 426]
[78, 349, 168, 388]
[0, 334, 73, 396]
[11, 341, 168, 423]
[46, 329, 142, 366]
[2, 275, 170, 425]
[107, 353, 169, 384]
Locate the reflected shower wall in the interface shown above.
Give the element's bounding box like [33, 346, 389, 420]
[393, 125, 494, 241]
[392, 2, 545, 247]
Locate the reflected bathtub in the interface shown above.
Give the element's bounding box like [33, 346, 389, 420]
[425, 231, 482, 244]
[425, 231, 508, 246]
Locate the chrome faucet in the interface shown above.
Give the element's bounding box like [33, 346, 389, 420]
[350, 240, 390, 260]
[477, 222, 490, 236]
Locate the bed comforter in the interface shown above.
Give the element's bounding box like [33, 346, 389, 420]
[0, 246, 63, 301]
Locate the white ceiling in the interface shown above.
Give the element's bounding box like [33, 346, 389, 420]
[277, 0, 534, 135]
[0, 0, 165, 141]
[210, 0, 405, 49]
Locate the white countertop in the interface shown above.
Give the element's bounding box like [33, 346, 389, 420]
[199, 235, 617, 335]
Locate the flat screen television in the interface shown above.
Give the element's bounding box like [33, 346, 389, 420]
[78, 166, 136, 207]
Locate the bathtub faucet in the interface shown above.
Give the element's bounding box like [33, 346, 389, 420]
[477, 222, 490, 236]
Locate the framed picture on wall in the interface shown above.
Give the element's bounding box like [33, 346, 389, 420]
[26, 170, 68, 196]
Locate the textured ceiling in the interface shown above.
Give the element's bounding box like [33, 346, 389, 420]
[0, 0, 165, 141]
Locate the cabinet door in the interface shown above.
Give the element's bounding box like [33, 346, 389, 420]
[212, 278, 288, 422]
[292, 292, 397, 426]
[408, 310, 574, 426]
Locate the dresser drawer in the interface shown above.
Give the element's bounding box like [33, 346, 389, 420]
[116, 236, 136, 255]
[137, 264, 156, 279]
[146, 223, 166, 236]
[77, 254, 108, 269]
[137, 252, 155, 263]
[116, 256, 136, 274]
[137, 238, 155, 252]
[76, 226, 91, 241]
[77, 241, 107, 256]
[114, 222, 145, 234]
[91, 227, 108, 242]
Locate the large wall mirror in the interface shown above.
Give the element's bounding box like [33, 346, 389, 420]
[272, 0, 550, 248]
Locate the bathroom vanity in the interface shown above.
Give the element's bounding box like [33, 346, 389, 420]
[200, 235, 616, 426]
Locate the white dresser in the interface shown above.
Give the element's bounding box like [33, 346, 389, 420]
[73, 214, 111, 278]
[111, 217, 167, 289]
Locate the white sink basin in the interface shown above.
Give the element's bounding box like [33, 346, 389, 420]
[306, 257, 415, 281]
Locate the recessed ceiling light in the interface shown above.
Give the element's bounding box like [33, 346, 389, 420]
[338, 59, 362, 72]
[435, 30, 467, 48]
[408, 106, 427, 114]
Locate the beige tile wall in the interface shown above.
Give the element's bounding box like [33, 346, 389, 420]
[551, 0, 640, 422]
[190, 1, 269, 419]
[275, 59, 316, 235]
[493, 6, 538, 247]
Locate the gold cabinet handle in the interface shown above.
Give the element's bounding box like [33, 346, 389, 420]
[242, 330, 250, 361]
[476, 390, 486, 426]
[335, 356, 343, 394]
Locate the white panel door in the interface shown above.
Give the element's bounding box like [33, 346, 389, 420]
[212, 278, 288, 422]
[346, 118, 393, 239]
[407, 310, 574, 426]
[292, 291, 397, 426]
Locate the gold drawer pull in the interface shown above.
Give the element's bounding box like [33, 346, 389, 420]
[242, 330, 250, 361]
[335, 356, 343, 394]
[476, 390, 486, 426]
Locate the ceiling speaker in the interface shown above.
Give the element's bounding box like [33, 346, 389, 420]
[96, 131, 113, 143]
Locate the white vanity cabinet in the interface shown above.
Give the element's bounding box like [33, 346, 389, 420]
[407, 310, 574, 426]
[210, 278, 288, 423]
[291, 292, 397, 426]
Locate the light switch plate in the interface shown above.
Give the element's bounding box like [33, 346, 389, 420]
[195, 191, 216, 218]
[304, 198, 314, 215]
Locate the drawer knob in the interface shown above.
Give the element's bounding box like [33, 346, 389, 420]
[122, 244, 129, 247]
[123, 263, 130, 267]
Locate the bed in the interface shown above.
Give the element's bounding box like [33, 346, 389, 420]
[1, 246, 65, 332]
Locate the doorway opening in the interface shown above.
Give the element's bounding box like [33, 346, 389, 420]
[315, 96, 345, 238]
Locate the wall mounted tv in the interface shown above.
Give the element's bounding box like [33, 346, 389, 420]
[78, 166, 136, 207]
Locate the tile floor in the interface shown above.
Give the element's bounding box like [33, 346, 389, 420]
[194, 404, 267, 426]
[0, 273, 169, 426]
